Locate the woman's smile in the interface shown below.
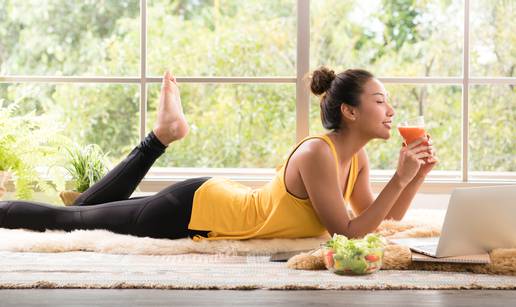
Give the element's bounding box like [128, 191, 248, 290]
[382, 120, 392, 130]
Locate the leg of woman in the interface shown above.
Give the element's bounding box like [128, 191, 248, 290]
[130, 177, 211, 239]
[73, 70, 189, 206]
[0, 177, 211, 239]
[0, 199, 140, 233]
[72, 131, 167, 206]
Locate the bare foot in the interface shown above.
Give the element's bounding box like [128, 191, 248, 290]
[153, 71, 189, 146]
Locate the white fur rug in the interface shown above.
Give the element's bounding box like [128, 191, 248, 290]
[0, 228, 326, 256]
[0, 209, 444, 256]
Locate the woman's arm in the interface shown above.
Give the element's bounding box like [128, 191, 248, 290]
[348, 149, 374, 216]
[383, 175, 425, 220]
[350, 150, 426, 221]
[297, 141, 356, 238]
[351, 138, 437, 223]
[385, 136, 438, 220]
[346, 172, 407, 238]
[299, 138, 430, 239]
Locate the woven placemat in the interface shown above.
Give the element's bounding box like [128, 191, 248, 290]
[1, 251, 515, 290]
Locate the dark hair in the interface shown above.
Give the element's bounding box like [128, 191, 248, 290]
[309, 66, 374, 131]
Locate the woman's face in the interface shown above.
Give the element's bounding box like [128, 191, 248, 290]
[355, 78, 395, 140]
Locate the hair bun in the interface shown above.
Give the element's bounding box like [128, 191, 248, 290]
[310, 66, 336, 96]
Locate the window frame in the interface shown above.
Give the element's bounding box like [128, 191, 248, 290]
[1, 0, 515, 193]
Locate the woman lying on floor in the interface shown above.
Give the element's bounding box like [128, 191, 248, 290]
[0, 67, 437, 241]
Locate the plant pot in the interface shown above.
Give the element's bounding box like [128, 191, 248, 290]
[0, 171, 10, 200]
[59, 190, 82, 206]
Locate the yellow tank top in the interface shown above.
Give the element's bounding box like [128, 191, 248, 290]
[187, 134, 359, 241]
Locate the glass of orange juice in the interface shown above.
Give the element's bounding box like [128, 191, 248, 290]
[397, 116, 427, 146]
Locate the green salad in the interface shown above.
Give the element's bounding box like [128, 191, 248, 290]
[323, 233, 386, 275]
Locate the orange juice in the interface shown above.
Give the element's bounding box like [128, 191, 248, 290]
[398, 126, 427, 145]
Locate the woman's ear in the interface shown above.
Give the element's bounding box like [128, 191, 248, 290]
[340, 104, 358, 121]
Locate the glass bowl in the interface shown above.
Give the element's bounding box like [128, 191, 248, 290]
[320, 243, 384, 275]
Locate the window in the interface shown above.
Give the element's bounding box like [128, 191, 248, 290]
[471, 0, 515, 77]
[146, 83, 296, 168]
[469, 0, 516, 179]
[147, 0, 296, 76]
[469, 85, 515, 173]
[0, 0, 140, 76]
[0, 83, 140, 163]
[1, 0, 514, 199]
[310, 0, 463, 77]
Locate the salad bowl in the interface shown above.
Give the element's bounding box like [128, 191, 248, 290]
[321, 233, 386, 275]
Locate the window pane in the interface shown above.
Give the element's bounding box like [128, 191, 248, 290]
[310, 0, 463, 76]
[309, 84, 462, 172]
[0, 0, 139, 76]
[146, 83, 296, 168]
[471, 0, 516, 77]
[0, 83, 140, 164]
[470, 85, 516, 173]
[147, 0, 296, 77]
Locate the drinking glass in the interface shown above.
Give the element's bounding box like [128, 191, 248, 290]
[397, 116, 427, 145]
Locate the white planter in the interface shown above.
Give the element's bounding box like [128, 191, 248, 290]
[0, 171, 10, 200]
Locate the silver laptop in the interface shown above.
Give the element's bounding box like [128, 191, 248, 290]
[390, 185, 516, 258]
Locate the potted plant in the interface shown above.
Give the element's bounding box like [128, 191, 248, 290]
[0, 141, 23, 200]
[60, 144, 109, 205]
[0, 165, 11, 200]
[0, 100, 67, 200]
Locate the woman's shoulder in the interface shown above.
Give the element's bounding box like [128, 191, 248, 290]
[281, 134, 336, 173]
[294, 135, 333, 157]
[279, 136, 333, 172]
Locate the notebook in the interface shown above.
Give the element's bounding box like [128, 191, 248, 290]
[411, 251, 491, 264]
[389, 238, 491, 264]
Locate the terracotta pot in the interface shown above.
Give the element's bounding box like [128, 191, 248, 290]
[0, 171, 10, 200]
[59, 190, 82, 206]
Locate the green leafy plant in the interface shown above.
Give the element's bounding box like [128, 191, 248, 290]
[0, 135, 30, 198]
[63, 144, 109, 193]
[0, 100, 69, 199]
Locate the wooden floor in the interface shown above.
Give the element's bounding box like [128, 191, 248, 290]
[0, 290, 515, 306]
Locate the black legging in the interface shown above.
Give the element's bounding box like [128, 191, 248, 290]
[0, 131, 211, 240]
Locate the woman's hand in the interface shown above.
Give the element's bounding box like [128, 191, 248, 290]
[414, 134, 438, 179]
[395, 136, 432, 186]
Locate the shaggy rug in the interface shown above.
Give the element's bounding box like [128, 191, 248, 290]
[0, 209, 442, 255]
[1, 209, 515, 278]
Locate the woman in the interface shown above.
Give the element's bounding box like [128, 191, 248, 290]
[0, 67, 437, 241]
